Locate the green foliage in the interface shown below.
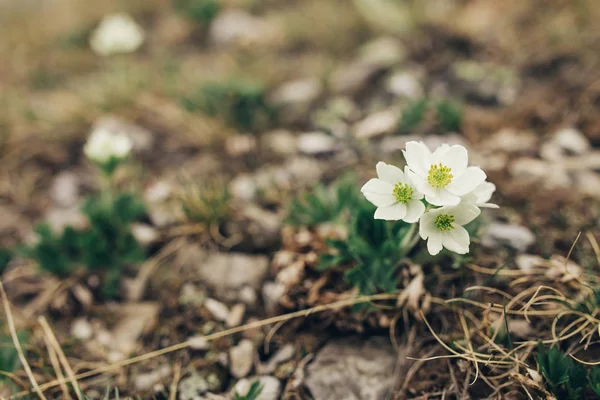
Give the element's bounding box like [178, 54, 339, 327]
[318, 200, 412, 298]
[234, 380, 263, 400]
[286, 175, 360, 227]
[435, 100, 462, 132]
[174, 0, 221, 27]
[177, 178, 230, 224]
[0, 331, 26, 380]
[536, 343, 588, 400]
[23, 193, 146, 298]
[0, 248, 13, 273]
[398, 98, 463, 134]
[589, 366, 600, 396]
[399, 98, 428, 132]
[181, 80, 275, 132]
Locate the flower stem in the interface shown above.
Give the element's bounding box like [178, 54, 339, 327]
[399, 223, 419, 255]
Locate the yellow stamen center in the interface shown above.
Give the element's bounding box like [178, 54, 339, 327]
[393, 183, 413, 204]
[427, 163, 453, 188]
[434, 214, 455, 232]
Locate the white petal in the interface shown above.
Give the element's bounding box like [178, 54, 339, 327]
[361, 178, 393, 194]
[363, 192, 396, 207]
[404, 167, 424, 199]
[427, 234, 443, 255]
[438, 145, 468, 176]
[404, 200, 425, 223]
[442, 226, 470, 254]
[431, 144, 450, 162]
[478, 202, 499, 209]
[446, 167, 487, 196]
[473, 182, 496, 204]
[425, 189, 461, 206]
[451, 204, 481, 225]
[419, 211, 437, 239]
[403, 141, 431, 178]
[374, 203, 407, 220]
[376, 162, 405, 184]
[406, 169, 430, 195]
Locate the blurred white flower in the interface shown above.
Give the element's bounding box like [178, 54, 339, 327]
[90, 13, 145, 56]
[419, 203, 481, 255]
[84, 127, 132, 166]
[361, 162, 425, 222]
[403, 141, 486, 206]
[462, 182, 499, 209]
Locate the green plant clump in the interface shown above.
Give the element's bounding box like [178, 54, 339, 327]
[233, 380, 263, 400]
[536, 343, 599, 399]
[318, 200, 412, 299]
[22, 193, 146, 298]
[174, 0, 221, 27]
[398, 98, 462, 134]
[177, 177, 231, 224]
[181, 80, 275, 132]
[286, 174, 360, 227]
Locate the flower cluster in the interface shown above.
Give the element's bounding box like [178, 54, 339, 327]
[361, 141, 497, 255]
[84, 126, 133, 176]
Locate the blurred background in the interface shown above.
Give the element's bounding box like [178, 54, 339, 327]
[2, 0, 600, 399]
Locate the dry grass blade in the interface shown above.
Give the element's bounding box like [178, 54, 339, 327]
[169, 362, 181, 400]
[38, 316, 83, 400]
[40, 332, 71, 400]
[0, 281, 48, 400]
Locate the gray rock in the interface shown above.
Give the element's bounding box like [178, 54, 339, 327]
[482, 223, 536, 252]
[231, 376, 281, 400]
[385, 70, 423, 98]
[178, 374, 210, 400]
[226, 303, 246, 328]
[229, 174, 258, 201]
[45, 207, 88, 233]
[71, 318, 93, 340]
[204, 298, 229, 322]
[50, 171, 80, 208]
[305, 337, 396, 400]
[575, 171, 600, 199]
[330, 61, 380, 95]
[134, 365, 171, 391]
[130, 223, 159, 247]
[197, 253, 270, 301]
[358, 37, 405, 68]
[483, 128, 538, 153]
[269, 78, 322, 107]
[257, 344, 295, 374]
[230, 339, 255, 378]
[209, 10, 277, 47]
[352, 108, 399, 139]
[261, 130, 298, 155]
[540, 127, 591, 161]
[297, 132, 338, 155]
[262, 281, 286, 314]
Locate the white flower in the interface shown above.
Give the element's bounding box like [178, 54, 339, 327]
[403, 141, 486, 206]
[84, 127, 133, 165]
[361, 162, 425, 223]
[462, 181, 499, 209]
[90, 13, 145, 56]
[419, 203, 481, 255]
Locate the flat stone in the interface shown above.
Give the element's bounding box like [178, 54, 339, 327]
[358, 37, 405, 68]
[482, 223, 536, 252]
[209, 10, 279, 47]
[50, 171, 80, 208]
[111, 302, 160, 356]
[269, 78, 322, 107]
[353, 109, 399, 139]
[230, 339, 255, 378]
[71, 318, 93, 340]
[204, 298, 229, 322]
[385, 71, 423, 98]
[231, 376, 281, 400]
[134, 365, 171, 391]
[305, 337, 396, 400]
[226, 303, 246, 328]
[261, 130, 298, 155]
[197, 253, 269, 300]
[297, 132, 338, 155]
